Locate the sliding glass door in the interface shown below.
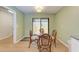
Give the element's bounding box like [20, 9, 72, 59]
[32, 18, 40, 35]
[41, 18, 48, 34]
[32, 18, 49, 35]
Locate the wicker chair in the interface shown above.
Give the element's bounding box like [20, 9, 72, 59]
[37, 34, 52, 52]
[28, 30, 39, 48]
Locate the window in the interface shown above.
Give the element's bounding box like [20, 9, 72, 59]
[32, 18, 49, 35]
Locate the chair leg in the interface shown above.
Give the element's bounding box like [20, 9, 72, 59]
[55, 43, 56, 47]
[54, 39, 56, 47]
[28, 42, 31, 48]
[28, 40, 31, 48]
[50, 46, 51, 52]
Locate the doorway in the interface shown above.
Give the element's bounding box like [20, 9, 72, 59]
[0, 6, 16, 44]
[32, 18, 49, 35]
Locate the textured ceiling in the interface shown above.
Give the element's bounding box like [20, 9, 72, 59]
[16, 6, 63, 14]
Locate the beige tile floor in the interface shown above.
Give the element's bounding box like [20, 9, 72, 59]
[0, 37, 68, 52]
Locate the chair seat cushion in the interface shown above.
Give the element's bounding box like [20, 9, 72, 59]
[31, 35, 39, 40]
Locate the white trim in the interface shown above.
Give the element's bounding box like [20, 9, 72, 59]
[14, 36, 24, 44]
[13, 12, 17, 44]
[0, 35, 12, 40]
[58, 39, 69, 48]
[24, 36, 30, 38]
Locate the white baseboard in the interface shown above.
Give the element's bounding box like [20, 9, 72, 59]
[58, 39, 69, 48]
[14, 36, 24, 44]
[0, 35, 12, 40]
[24, 35, 30, 38]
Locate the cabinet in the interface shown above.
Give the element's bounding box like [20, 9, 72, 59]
[69, 36, 79, 52]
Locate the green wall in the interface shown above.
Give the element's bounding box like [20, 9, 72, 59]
[55, 6, 79, 44]
[24, 13, 54, 37]
[8, 6, 79, 45]
[8, 6, 24, 41]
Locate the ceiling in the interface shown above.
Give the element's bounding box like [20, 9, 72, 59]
[16, 6, 63, 14]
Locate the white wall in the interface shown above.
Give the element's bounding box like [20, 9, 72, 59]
[0, 9, 13, 40]
[24, 13, 54, 37]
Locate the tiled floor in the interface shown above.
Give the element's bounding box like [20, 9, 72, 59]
[0, 37, 68, 52]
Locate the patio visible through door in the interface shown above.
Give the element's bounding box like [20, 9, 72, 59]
[32, 18, 49, 35]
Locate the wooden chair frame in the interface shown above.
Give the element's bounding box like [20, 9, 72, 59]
[28, 30, 39, 48]
[37, 34, 52, 52]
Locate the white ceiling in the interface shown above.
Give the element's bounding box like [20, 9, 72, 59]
[16, 6, 63, 14]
